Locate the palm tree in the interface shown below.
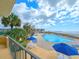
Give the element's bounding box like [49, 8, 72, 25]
[8, 28, 26, 40]
[1, 13, 21, 29]
[23, 23, 35, 36]
[6, 28, 30, 47]
[1, 16, 9, 27]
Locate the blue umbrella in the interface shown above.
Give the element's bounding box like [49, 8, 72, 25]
[52, 43, 79, 56]
[27, 36, 37, 43]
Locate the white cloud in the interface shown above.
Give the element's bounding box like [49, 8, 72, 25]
[12, 3, 28, 14]
[47, 20, 56, 25]
[67, 0, 77, 6]
[12, 0, 79, 30]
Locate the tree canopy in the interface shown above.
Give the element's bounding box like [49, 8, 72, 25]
[23, 23, 35, 36]
[1, 13, 21, 29]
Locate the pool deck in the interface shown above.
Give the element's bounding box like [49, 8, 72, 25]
[27, 33, 79, 59]
[35, 33, 79, 50]
[28, 45, 57, 59]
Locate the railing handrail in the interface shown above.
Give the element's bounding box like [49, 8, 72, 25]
[8, 36, 40, 59]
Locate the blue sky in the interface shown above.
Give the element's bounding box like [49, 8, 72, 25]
[16, 0, 38, 9]
[1, 0, 79, 31]
[11, 0, 79, 31]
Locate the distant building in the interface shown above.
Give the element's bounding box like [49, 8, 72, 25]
[35, 29, 45, 33]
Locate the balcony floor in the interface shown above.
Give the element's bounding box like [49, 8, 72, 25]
[0, 48, 12, 59]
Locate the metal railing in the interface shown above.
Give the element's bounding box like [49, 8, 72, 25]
[8, 36, 40, 59]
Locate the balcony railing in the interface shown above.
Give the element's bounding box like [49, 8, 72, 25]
[8, 36, 40, 59]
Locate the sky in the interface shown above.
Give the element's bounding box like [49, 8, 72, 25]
[1, 0, 79, 31]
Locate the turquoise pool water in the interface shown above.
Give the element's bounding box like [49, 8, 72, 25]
[43, 34, 73, 43]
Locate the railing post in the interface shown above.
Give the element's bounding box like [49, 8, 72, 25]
[8, 36, 40, 59]
[25, 51, 27, 59]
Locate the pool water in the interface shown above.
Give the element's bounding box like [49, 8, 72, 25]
[43, 34, 73, 43]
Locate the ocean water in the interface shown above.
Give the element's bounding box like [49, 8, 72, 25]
[43, 34, 73, 43]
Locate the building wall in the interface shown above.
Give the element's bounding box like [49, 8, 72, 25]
[0, 36, 7, 47]
[0, 0, 15, 16]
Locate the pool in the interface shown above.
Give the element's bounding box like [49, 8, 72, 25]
[43, 34, 74, 43]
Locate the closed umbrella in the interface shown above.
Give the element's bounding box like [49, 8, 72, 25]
[52, 43, 79, 59]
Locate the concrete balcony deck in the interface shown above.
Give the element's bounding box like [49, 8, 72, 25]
[0, 48, 12, 59]
[0, 36, 12, 59]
